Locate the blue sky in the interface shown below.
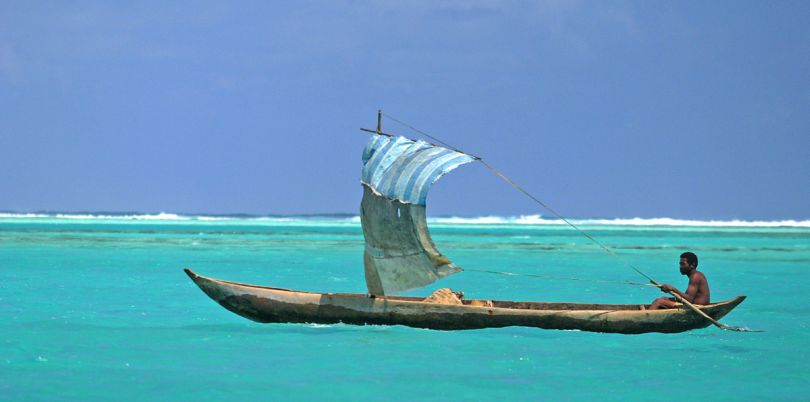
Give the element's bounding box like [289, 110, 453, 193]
[2, 1, 808, 219]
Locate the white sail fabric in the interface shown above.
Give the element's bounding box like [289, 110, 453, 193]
[360, 135, 475, 295]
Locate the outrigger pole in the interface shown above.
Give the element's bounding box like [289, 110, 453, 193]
[360, 111, 758, 332]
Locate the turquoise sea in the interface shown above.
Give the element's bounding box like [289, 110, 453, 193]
[1, 214, 808, 401]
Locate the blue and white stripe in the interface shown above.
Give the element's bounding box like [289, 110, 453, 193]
[361, 135, 475, 205]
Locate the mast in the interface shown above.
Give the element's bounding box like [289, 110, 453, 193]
[359, 125, 475, 295]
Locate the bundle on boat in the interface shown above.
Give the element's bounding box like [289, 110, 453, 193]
[422, 288, 464, 305]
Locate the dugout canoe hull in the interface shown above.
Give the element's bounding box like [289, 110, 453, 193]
[184, 269, 745, 334]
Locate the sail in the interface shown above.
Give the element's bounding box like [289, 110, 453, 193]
[360, 135, 475, 295]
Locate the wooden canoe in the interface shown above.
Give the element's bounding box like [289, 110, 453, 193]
[184, 269, 746, 334]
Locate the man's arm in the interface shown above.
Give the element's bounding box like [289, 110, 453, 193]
[659, 281, 699, 303]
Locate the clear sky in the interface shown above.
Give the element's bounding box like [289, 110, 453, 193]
[2, 1, 808, 220]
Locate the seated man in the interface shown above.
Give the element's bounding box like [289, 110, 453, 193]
[649, 252, 710, 310]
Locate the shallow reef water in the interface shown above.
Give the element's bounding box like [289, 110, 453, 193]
[1, 215, 807, 401]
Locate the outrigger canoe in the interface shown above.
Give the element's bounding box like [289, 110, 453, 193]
[185, 269, 746, 334]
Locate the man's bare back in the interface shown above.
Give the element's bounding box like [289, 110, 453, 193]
[649, 252, 710, 310]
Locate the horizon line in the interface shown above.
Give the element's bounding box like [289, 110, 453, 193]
[1, 210, 809, 227]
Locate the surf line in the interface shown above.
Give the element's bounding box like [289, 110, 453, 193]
[376, 112, 759, 332]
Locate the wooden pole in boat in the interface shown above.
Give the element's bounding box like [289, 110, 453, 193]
[649, 280, 735, 331]
[632, 266, 752, 331]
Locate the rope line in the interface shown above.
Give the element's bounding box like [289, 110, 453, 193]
[382, 112, 657, 285]
[465, 268, 657, 287]
[382, 113, 477, 158]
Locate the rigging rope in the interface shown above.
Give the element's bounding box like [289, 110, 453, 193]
[381, 112, 658, 286]
[381, 113, 472, 157]
[464, 268, 656, 287]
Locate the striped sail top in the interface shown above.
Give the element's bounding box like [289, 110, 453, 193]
[361, 135, 475, 205]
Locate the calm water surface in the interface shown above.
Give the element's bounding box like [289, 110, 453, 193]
[1, 217, 808, 401]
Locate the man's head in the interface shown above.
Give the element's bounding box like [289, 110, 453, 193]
[679, 252, 698, 275]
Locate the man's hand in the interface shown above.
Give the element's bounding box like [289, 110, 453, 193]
[660, 284, 675, 293]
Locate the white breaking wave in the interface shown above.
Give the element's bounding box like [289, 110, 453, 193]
[0, 212, 808, 228]
[0, 212, 303, 222]
[0, 212, 188, 220]
[571, 217, 810, 228]
[428, 214, 810, 228]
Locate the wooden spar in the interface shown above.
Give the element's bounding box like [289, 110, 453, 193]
[360, 127, 393, 136]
